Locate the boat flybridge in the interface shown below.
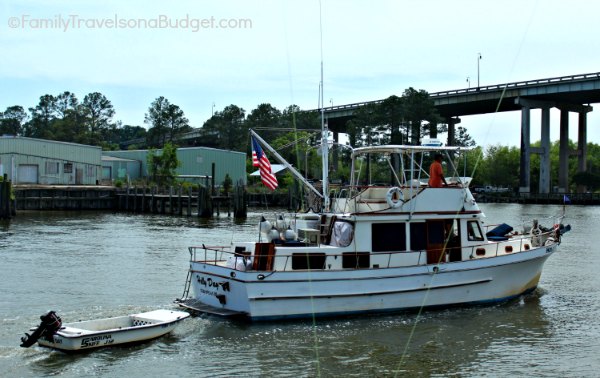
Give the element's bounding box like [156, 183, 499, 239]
[177, 139, 568, 321]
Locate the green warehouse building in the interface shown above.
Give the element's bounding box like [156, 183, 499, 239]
[0, 136, 102, 185]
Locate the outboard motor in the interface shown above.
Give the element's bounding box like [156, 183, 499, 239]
[20, 311, 62, 348]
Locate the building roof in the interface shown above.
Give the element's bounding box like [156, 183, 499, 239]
[101, 155, 138, 162]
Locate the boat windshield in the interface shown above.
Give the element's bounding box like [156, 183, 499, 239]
[349, 145, 473, 189]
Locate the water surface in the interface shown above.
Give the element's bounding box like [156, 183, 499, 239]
[1, 204, 598, 377]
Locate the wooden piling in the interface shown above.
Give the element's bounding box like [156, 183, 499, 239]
[187, 187, 192, 216]
[142, 187, 146, 213]
[0, 174, 13, 219]
[233, 180, 247, 218]
[178, 186, 183, 215]
[198, 186, 212, 218]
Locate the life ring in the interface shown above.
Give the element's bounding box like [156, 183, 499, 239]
[386, 187, 404, 209]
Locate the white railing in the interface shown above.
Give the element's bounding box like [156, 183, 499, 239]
[188, 229, 559, 272]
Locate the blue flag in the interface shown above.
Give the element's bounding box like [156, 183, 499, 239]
[563, 195, 571, 204]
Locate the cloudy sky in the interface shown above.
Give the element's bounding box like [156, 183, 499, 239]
[1, 0, 598, 147]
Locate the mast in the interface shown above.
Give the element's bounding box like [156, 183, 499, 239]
[319, 0, 330, 212]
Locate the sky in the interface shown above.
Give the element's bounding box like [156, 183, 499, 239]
[1, 0, 599, 148]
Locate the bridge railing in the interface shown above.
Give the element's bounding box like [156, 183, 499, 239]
[317, 71, 600, 113]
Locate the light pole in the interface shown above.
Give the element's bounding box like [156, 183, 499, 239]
[477, 53, 482, 87]
[211, 102, 215, 116]
[466, 76, 470, 88]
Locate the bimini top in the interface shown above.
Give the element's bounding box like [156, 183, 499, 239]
[351, 144, 474, 158]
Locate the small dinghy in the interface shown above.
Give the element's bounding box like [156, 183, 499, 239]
[20, 309, 190, 351]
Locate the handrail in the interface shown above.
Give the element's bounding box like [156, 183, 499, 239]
[188, 229, 558, 272]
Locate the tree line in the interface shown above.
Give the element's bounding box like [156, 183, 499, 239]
[2, 89, 597, 192]
[0, 87, 468, 151]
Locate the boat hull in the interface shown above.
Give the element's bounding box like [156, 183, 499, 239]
[36, 310, 189, 351]
[189, 245, 555, 320]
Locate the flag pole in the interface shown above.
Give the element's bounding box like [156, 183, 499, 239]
[250, 130, 323, 199]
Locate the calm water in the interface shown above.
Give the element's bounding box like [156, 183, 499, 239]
[1, 204, 599, 377]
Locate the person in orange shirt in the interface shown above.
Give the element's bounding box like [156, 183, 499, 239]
[428, 153, 447, 188]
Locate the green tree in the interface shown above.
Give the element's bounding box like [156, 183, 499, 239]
[54, 91, 79, 118]
[147, 142, 180, 187]
[0, 105, 28, 135]
[24, 94, 57, 139]
[479, 145, 521, 188]
[573, 171, 600, 192]
[379, 95, 404, 144]
[281, 105, 320, 131]
[454, 126, 476, 147]
[145, 96, 170, 147]
[118, 125, 147, 144]
[202, 105, 246, 151]
[246, 103, 282, 142]
[270, 131, 315, 179]
[82, 92, 115, 145]
[52, 91, 86, 143]
[164, 103, 191, 143]
[347, 103, 385, 147]
[400, 87, 441, 145]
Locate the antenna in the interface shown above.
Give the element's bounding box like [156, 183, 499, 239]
[319, 0, 330, 212]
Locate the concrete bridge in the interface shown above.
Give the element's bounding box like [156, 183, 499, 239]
[321, 72, 600, 194]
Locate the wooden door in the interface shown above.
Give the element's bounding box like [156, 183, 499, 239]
[426, 220, 445, 264]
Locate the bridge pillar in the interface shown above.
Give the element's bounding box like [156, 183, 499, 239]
[558, 109, 569, 193]
[519, 105, 531, 193]
[577, 110, 588, 192]
[539, 107, 551, 194]
[446, 117, 460, 146]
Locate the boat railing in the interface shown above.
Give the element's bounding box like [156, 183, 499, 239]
[189, 245, 231, 263]
[188, 229, 559, 272]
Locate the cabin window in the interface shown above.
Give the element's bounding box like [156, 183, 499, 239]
[372, 223, 406, 252]
[409, 222, 427, 251]
[291, 253, 326, 270]
[342, 252, 370, 269]
[467, 221, 484, 241]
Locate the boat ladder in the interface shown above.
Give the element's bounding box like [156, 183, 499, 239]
[178, 268, 192, 301]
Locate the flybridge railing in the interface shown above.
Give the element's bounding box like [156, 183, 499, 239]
[188, 230, 558, 272]
[313, 71, 600, 113]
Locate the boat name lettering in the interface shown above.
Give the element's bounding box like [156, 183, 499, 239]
[197, 276, 230, 292]
[81, 334, 114, 348]
[200, 288, 218, 297]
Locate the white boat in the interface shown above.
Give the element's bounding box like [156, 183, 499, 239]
[177, 131, 570, 321]
[20, 309, 190, 351]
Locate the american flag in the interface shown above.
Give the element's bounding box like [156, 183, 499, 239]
[251, 136, 278, 191]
